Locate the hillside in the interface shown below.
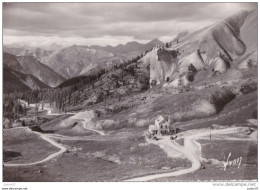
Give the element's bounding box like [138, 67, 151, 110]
[41, 45, 125, 79]
[3, 52, 65, 88]
[140, 10, 257, 88]
[56, 61, 150, 107]
[16, 55, 65, 87]
[240, 10, 257, 55]
[3, 53, 23, 72]
[3, 67, 49, 93]
[47, 10, 257, 111]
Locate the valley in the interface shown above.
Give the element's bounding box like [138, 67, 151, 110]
[3, 9, 258, 182]
[3, 72, 257, 181]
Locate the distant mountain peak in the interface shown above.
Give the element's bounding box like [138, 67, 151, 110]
[148, 38, 163, 45]
[47, 43, 64, 51]
[125, 41, 141, 45]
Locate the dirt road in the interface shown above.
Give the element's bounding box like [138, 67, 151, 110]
[125, 127, 256, 181]
[11, 99, 256, 179]
[81, 119, 105, 136]
[68, 110, 106, 136]
[4, 127, 67, 167]
[4, 102, 105, 167]
[19, 99, 104, 135]
[4, 125, 107, 167]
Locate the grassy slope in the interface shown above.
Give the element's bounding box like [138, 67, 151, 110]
[174, 89, 257, 132]
[149, 90, 257, 181]
[3, 128, 59, 164]
[5, 85, 257, 181]
[39, 114, 96, 136]
[3, 126, 190, 182]
[3, 87, 257, 181]
[153, 139, 257, 181]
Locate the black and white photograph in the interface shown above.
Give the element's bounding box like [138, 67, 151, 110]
[1, 1, 258, 186]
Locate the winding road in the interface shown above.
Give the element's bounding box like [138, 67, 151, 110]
[82, 119, 105, 136]
[125, 126, 257, 181]
[4, 101, 105, 167]
[5, 100, 257, 182]
[4, 127, 67, 167]
[20, 99, 106, 136]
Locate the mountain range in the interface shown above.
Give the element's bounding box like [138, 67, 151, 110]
[3, 53, 65, 92]
[91, 39, 164, 55]
[4, 39, 164, 80]
[3, 10, 257, 94]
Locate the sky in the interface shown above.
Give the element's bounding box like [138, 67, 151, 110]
[3, 2, 257, 48]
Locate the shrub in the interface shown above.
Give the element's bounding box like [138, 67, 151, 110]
[209, 88, 236, 113]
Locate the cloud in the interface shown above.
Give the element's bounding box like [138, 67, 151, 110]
[3, 2, 257, 46]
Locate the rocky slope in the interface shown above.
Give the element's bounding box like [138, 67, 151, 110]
[140, 10, 257, 88]
[3, 52, 65, 88]
[16, 55, 65, 87]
